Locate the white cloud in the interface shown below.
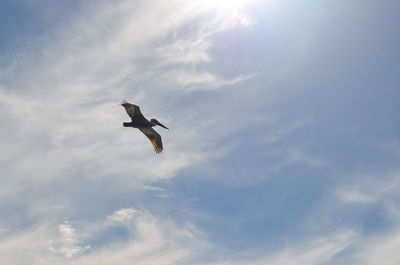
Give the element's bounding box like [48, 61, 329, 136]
[199, 231, 356, 265]
[0, 205, 397, 265]
[254, 231, 355, 265]
[337, 171, 400, 204]
[0, 208, 208, 265]
[143, 185, 174, 198]
[0, 226, 54, 265]
[0, 0, 259, 211]
[105, 208, 138, 226]
[50, 221, 90, 258]
[0, 1, 263, 262]
[157, 38, 212, 65]
[337, 189, 375, 204]
[3, 210, 397, 265]
[163, 71, 256, 90]
[0, 0, 259, 193]
[335, 170, 400, 229]
[3, 1, 385, 265]
[355, 228, 400, 265]
[0, 205, 359, 265]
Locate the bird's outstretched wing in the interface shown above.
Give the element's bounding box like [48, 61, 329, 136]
[121, 100, 145, 121]
[138, 127, 163, 153]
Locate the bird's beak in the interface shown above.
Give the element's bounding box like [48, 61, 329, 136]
[156, 121, 169, 129]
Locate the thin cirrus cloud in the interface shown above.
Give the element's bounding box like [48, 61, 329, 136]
[356, 228, 400, 265]
[0, 0, 252, 190]
[0, 211, 362, 265]
[0, 208, 207, 264]
[0, 205, 358, 265]
[0, 0, 259, 258]
[50, 221, 91, 258]
[1, 211, 400, 265]
[1, 0, 400, 265]
[337, 170, 400, 220]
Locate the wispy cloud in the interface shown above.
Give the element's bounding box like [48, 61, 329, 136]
[337, 189, 375, 204]
[0, 207, 359, 265]
[163, 71, 257, 90]
[355, 227, 400, 265]
[0, 1, 261, 263]
[50, 221, 90, 258]
[337, 170, 400, 222]
[337, 171, 400, 204]
[239, 231, 356, 265]
[0, 208, 207, 265]
[2, 0, 398, 264]
[0, 0, 258, 190]
[0, 0, 256, 202]
[105, 208, 138, 226]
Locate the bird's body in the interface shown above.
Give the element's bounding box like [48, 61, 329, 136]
[123, 120, 153, 128]
[121, 100, 168, 153]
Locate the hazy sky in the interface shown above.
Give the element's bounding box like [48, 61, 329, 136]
[1, 0, 399, 264]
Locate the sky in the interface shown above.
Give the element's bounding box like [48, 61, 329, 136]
[0, 0, 399, 264]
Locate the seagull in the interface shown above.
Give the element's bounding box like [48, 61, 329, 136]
[121, 100, 168, 153]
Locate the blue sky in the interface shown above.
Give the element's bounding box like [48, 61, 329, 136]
[1, 0, 399, 264]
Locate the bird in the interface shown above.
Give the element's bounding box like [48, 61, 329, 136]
[121, 100, 168, 153]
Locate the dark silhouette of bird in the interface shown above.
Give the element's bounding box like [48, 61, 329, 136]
[121, 100, 168, 153]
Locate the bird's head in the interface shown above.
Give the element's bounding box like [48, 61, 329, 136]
[150, 119, 169, 129]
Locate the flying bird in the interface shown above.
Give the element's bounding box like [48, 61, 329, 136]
[121, 100, 168, 153]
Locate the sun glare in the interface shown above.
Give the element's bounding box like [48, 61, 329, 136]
[197, 0, 256, 28]
[200, 0, 252, 10]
